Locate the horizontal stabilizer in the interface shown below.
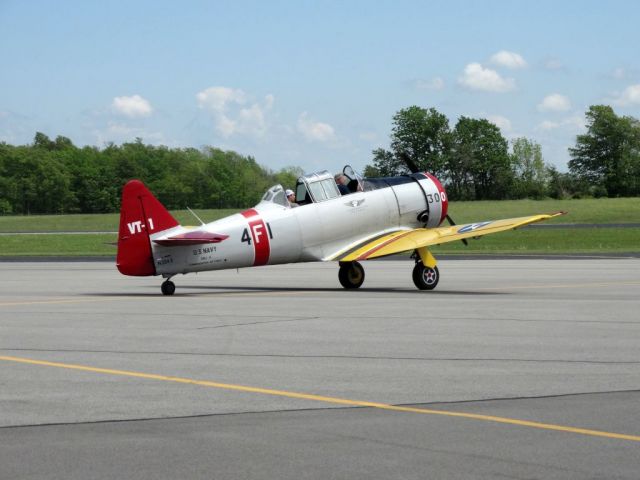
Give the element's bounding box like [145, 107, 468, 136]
[153, 230, 229, 247]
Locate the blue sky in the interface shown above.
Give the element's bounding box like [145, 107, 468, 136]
[1, 0, 639, 174]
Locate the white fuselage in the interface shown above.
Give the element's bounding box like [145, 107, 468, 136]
[151, 174, 447, 276]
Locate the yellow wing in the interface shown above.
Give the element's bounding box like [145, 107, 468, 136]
[336, 212, 566, 262]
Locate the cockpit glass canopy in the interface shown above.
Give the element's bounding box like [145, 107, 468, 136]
[343, 164, 367, 192]
[261, 184, 288, 207]
[295, 170, 340, 204]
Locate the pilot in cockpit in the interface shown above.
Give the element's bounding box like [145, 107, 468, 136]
[334, 174, 350, 195]
[286, 189, 299, 207]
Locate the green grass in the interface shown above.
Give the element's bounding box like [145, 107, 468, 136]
[430, 228, 640, 254]
[1, 198, 638, 233]
[0, 209, 240, 232]
[0, 228, 638, 257]
[0, 198, 639, 256]
[0, 234, 116, 256]
[447, 197, 640, 224]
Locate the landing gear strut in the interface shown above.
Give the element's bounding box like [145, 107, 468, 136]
[412, 247, 439, 290]
[338, 261, 365, 289]
[161, 279, 175, 295]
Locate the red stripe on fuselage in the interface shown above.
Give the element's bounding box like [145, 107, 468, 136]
[425, 172, 448, 225]
[241, 209, 270, 266]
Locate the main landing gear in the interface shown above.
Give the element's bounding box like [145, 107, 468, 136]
[338, 261, 365, 289]
[412, 262, 439, 290]
[411, 247, 439, 290]
[337, 248, 440, 291]
[161, 277, 175, 295]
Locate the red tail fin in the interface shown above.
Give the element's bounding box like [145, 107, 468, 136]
[116, 180, 179, 276]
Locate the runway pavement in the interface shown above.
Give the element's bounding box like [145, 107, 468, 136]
[1, 259, 639, 479]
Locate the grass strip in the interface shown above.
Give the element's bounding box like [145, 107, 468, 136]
[446, 197, 640, 224]
[0, 209, 240, 232]
[0, 234, 116, 256]
[0, 228, 638, 257]
[430, 227, 640, 254]
[1, 198, 639, 232]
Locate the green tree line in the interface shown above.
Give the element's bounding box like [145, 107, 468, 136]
[365, 104, 640, 200]
[1, 104, 638, 214]
[0, 134, 301, 214]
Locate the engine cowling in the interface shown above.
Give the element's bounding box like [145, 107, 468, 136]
[418, 173, 448, 228]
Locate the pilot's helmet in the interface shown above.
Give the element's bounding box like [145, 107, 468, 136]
[285, 189, 294, 197]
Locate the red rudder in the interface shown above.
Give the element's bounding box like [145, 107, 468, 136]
[116, 180, 179, 276]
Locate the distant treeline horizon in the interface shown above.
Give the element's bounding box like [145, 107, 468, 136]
[362, 104, 640, 202]
[0, 133, 302, 214]
[1, 103, 638, 214]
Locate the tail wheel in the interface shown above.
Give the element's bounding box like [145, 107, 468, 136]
[161, 280, 175, 295]
[412, 262, 439, 290]
[338, 261, 365, 289]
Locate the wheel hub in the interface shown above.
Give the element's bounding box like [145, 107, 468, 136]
[423, 268, 436, 284]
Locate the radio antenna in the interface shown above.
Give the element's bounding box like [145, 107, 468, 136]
[186, 207, 205, 226]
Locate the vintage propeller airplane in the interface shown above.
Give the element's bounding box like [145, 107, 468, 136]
[117, 165, 564, 295]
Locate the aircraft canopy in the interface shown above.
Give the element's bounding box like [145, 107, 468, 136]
[295, 170, 340, 205]
[260, 184, 288, 207]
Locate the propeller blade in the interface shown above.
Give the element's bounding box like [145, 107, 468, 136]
[446, 214, 468, 246]
[398, 151, 420, 174]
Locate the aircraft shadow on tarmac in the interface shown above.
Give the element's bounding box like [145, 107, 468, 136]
[85, 286, 506, 297]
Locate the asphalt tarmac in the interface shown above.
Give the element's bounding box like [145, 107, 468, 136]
[1, 259, 639, 479]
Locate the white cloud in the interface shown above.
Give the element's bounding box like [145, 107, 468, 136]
[566, 116, 586, 130]
[196, 86, 246, 112]
[490, 50, 527, 69]
[94, 121, 165, 145]
[611, 84, 640, 107]
[458, 63, 515, 92]
[264, 93, 275, 109]
[414, 77, 445, 90]
[215, 116, 237, 137]
[538, 94, 571, 112]
[537, 115, 585, 132]
[238, 103, 268, 137]
[486, 115, 512, 132]
[196, 86, 273, 138]
[112, 94, 153, 118]
[297, 112, 335, 142]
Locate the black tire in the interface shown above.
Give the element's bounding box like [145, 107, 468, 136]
[338, 261, 365, 289]
[161, 280, 176, 295]
[412, 262, 439, 290]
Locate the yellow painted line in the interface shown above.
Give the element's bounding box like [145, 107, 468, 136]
[1, 355, 639, 442]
